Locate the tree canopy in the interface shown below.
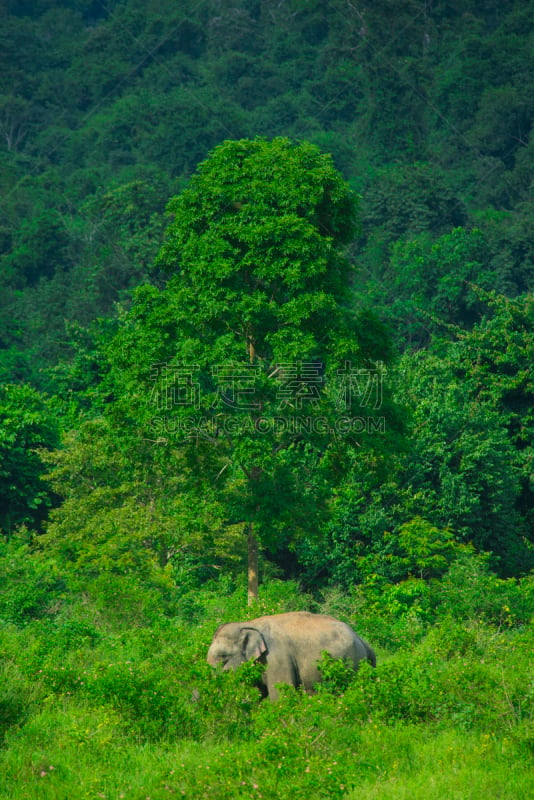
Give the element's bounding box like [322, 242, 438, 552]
[100, 137, 399, 600]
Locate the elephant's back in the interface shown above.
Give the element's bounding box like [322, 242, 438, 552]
[251, 611, 354, 631]
[247, 611, 375, 664]
[252, 611, 354, 647]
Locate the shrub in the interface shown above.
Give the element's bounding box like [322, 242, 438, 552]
[429, 554, 533, 626]
[317, 651, 363, 695]
[0, 538, 65, 625]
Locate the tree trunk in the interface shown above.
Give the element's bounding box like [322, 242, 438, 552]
[247, 523, 259, 606]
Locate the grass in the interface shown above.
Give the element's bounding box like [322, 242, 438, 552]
[0, 574, 532, 799]
[1, 706, 531, 799]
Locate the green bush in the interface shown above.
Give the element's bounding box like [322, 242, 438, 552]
[321, 553, 533, 654]
[429, 554, 534, 626]
[317, 651, 365, 695]
[0, 538, 65, 625]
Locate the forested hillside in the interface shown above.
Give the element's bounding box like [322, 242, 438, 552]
[0, 2, 533, 798]
[1, 0, 533, 382]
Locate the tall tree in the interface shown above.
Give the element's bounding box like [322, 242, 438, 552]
[106, 137, 396, 601]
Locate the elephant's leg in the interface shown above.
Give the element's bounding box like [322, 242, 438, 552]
[296, 660, 322, 693]
[265, 657, 299, 700]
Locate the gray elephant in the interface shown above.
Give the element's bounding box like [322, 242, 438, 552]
[206, 611, 376, 700]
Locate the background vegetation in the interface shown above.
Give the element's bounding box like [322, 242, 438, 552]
[0, 0, 533, 796]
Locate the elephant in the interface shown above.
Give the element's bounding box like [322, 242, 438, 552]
[206, 611, 376, 700]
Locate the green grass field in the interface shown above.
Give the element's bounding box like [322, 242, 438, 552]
[1, 576, 532, 800]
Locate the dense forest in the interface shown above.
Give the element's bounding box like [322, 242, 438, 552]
[0, 1, 533, 798]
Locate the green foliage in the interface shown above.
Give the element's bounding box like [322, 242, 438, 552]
[450, 292, 534, 449]
[0, 384, 59, 536]
[447, 292, 534, 565]
[362, 163, 467, 243]
[393, 518, 470, 579]
[40, 417, 236, 588]
[0, 0, 532, 384]
[381, 226, 499, 344]
[0, 210, 70, 287]
[273, 286, 533, 595]
[101, 136, 399, 573]
[428, 554, 534, 627]
[317, 650, 362, 695]
[321, 551, 533, 655]
[78, 177, 170, 277]
[402, 370, 524, 569]
[0, 537, 64, 625]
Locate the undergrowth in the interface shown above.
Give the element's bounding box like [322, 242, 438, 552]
[0, 562, 532, 799]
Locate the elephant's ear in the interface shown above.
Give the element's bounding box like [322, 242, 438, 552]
[240, 628, 267, 661]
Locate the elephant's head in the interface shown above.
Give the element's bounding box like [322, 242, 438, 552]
[207, 623, 268, 671]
